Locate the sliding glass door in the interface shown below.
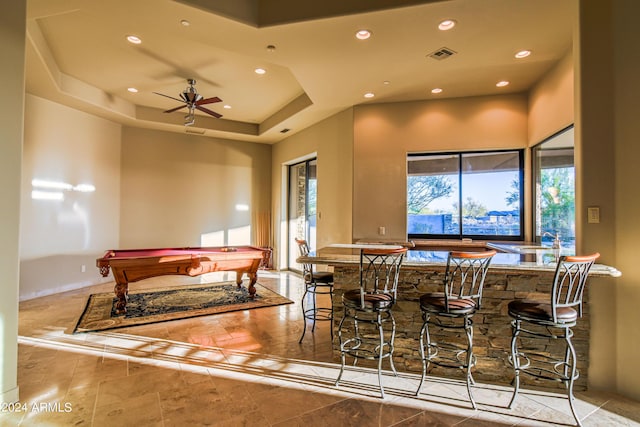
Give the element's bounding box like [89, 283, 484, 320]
[288, 159, 317, 271]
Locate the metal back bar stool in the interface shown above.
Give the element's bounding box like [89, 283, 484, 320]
[295, 238, 334, 343]
[415, 250, 496, 409]
[508, 253, 599, 426]
[335, 247, 407, 398]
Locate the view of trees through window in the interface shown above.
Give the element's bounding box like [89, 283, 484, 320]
[533, 126, 575, 250]
[407, 151, 523, 239]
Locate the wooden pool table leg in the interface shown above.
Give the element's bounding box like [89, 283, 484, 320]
[235, 270, 257, 298]
[114, 282, 129, 315]
[247, 271, 258, 297]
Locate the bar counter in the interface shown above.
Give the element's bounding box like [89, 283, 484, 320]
[299, 243, 621, 390]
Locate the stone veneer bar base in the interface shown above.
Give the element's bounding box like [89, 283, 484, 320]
[331, 265, 591, 391]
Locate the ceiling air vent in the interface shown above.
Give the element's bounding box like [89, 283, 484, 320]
[427, 47, 457, 60]
[280, 128, 291, 133]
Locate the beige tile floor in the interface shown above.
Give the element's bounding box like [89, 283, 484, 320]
[3, 271, 639, 426]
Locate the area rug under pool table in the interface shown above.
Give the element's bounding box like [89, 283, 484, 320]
[74, 281, 293, 333]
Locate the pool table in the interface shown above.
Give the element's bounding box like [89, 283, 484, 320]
[96, 246, 268, 314]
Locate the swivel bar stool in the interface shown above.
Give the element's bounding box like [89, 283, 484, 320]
[415, 250, 496, 409]
[335, 247, 407, 398]
[295, 238, 334, 343]
[508, 253, 599, 427]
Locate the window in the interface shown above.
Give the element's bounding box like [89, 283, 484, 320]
[532, 126, 575, 251]
[288, 159, 317, 271]
[407, 150, 523, 240]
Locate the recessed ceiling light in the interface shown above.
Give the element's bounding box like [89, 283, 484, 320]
[496, 80, 510, 87]
[515, 50, 531, 59]
[383, 80, 390, 85]
[255, 68, 266, 75]
[431, 88, 443, 94]
[180, 19, 190, 27]
[364, 92, 375, 98]
[223, 105, 232, 109]
[126, 35, 142, 44]
[127, 87, 138, 93]
[438, 20, 456, 31]
[355, 30, 372, 40]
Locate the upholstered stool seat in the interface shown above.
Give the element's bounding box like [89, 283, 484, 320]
[305, 271, 333, 284]
[508, 253, 600, 427]
[420, 292, 477, 315]
[507, 299, 578, 324]
[342, 289, 394, 311]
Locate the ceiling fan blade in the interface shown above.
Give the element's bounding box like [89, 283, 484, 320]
[197, 96, 222, 105]
[196, 105, 222, 118]
[153, 92, 184, 103]
[163, 105, 187, 113]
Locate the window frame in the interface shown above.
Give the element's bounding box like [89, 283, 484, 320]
[407, 149, 525, 241]
[530, 125, 575, 250]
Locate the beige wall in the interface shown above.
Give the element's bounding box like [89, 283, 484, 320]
[528, 50, 575, 146]
[610, 0, 640, 400]
[352, 94, 528, 241]
[119, 127, 271, 249]
[575, 0, 620, 394]
[272, 108, 353, 269]
[0, 0, 25, 403]
[21, 95, 121, 259]
[19, 95, 122, 299]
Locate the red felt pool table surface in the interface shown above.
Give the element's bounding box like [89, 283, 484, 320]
[96, 246, 268, 314]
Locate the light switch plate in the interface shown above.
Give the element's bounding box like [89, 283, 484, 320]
[588, 207, 600, 223]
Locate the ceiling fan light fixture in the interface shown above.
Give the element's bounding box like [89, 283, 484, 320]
[154, 79, 223, 121]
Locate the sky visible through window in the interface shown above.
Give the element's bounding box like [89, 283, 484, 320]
[428, 172, 515, 212]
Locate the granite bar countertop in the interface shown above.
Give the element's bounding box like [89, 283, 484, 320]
[299, 243, 621, 278]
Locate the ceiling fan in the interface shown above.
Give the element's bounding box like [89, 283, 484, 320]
[153, 79, 222, 126]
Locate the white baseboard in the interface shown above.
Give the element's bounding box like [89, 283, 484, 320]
[18, 277, 112, 302]
[1, 386, 19, 404]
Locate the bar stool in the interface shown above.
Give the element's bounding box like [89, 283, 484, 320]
[415, 250, 496, 409]
[508, 253, 599, 427]
[335, 247, 407, 398]
[295, 238, 334, 343]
